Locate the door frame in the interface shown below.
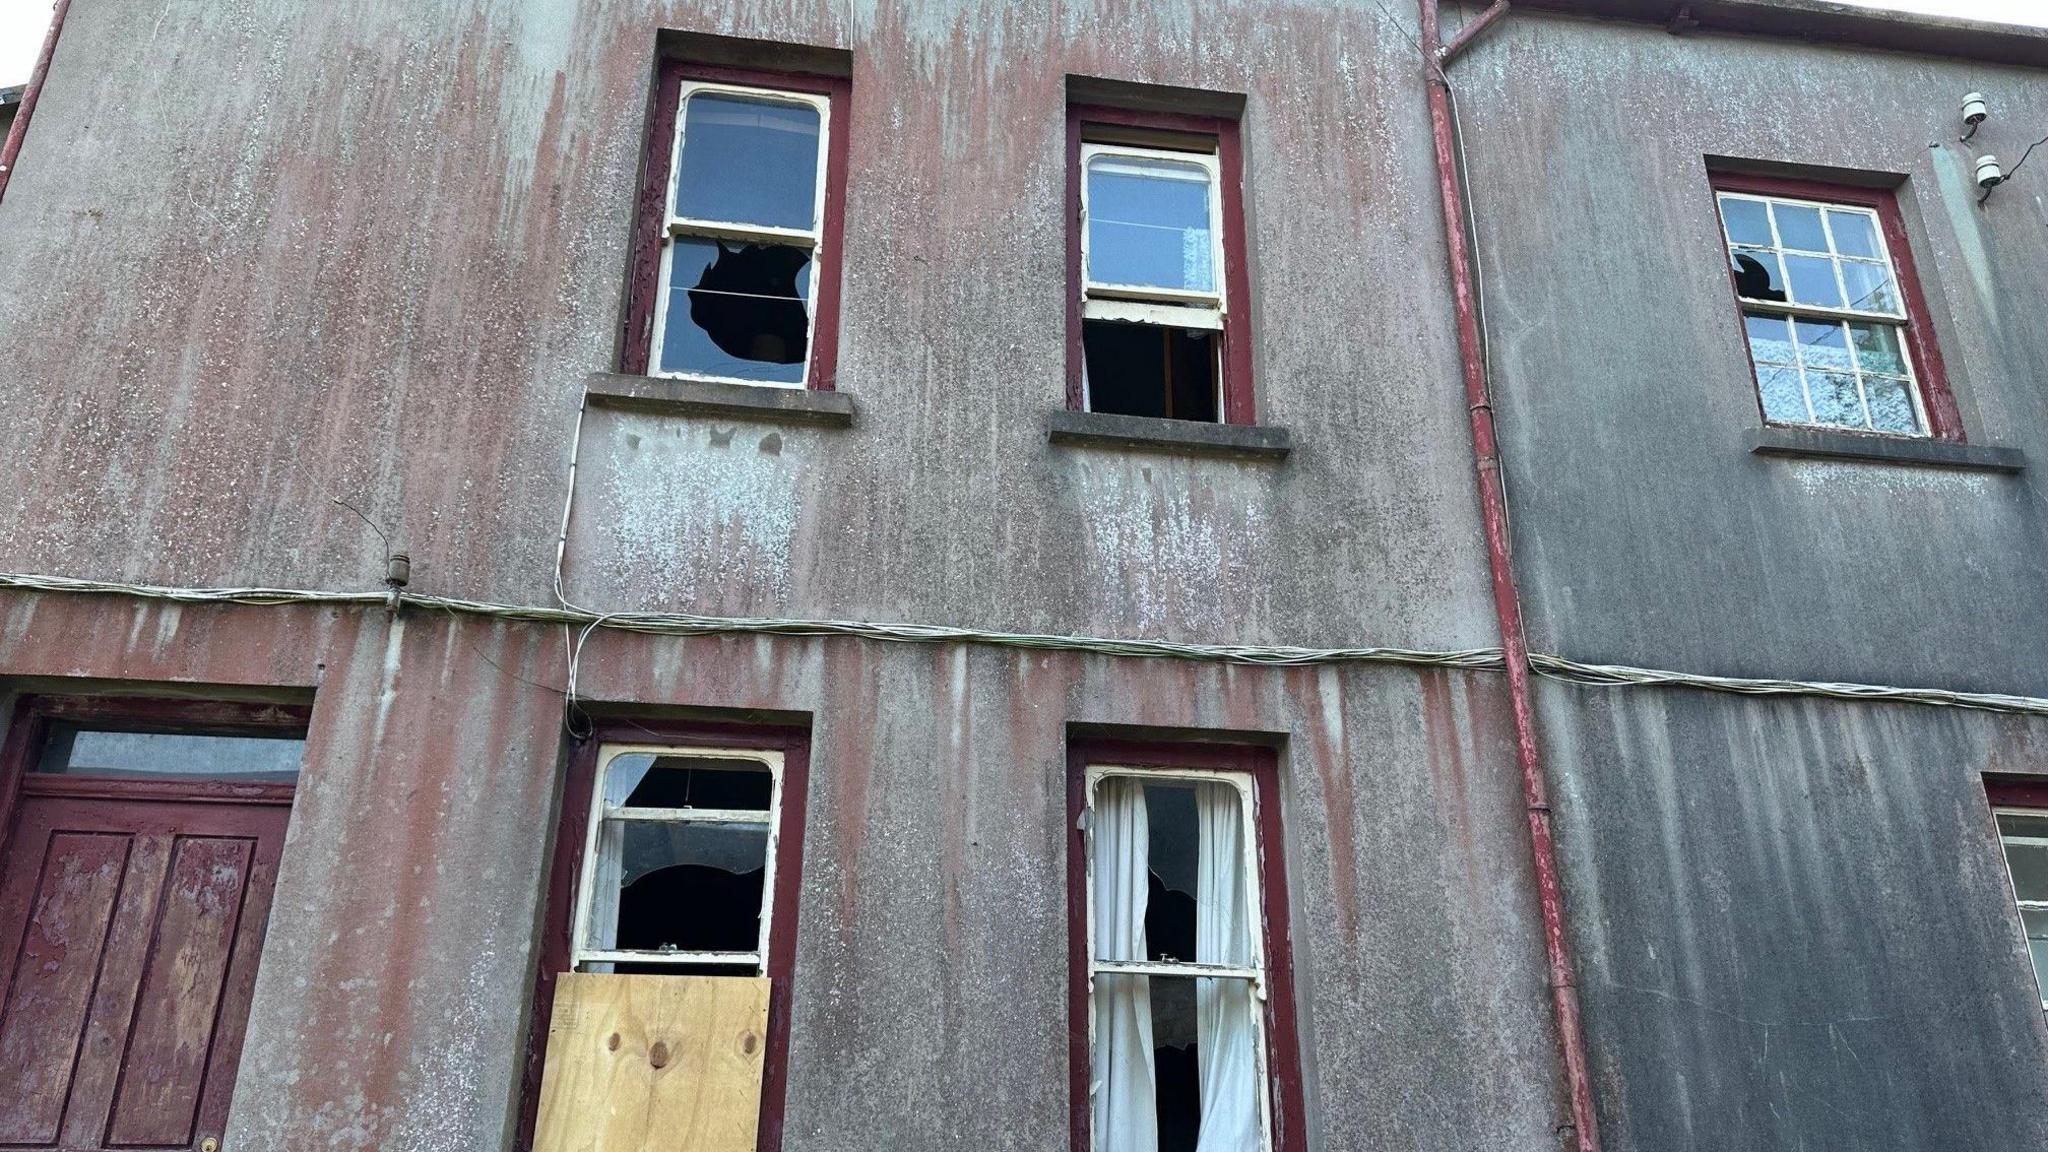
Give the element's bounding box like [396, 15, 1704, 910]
[0, 694, 310, 870]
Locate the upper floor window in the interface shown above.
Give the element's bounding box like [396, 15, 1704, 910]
[623, 64, 849, 389]
[1070, 108, 1254, 424]
[1070, 744, 1304, 1152]
[1711, 173, 1959, 439]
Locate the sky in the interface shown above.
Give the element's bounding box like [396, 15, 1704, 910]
[0, 0, 2043, 88]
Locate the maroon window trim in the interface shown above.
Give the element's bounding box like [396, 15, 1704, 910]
[516, 721, 812, 1152]
[620, 60, 851, 390]
[1987, 777, 2048, 812]
[0, 695, 310, 866]
[1067, 105, 1258, 425]
[1065, 739, 1307, 1152]
[1707, 170, 1963, 441]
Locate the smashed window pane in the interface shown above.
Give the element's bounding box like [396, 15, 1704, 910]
[593, 820, 769, 955]
[1083, 321, 1220, 422]
[1730, 249, 1786, 302]
[661, 237, 811, 383]
[1087, 155, 1215, 293]
[616, 756, 774, 811]
[35, 725, 303, 781]
[675, 93, 820, 230]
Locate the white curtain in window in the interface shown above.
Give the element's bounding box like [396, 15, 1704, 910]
[1093, 776, 1158, 1152]
[1195, 784, 1258, 1152]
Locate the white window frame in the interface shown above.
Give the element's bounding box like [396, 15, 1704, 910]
[1081, 763, 1273, 1152]
[1716, 190, 1929, 436]
[650, 81, 832, 390]
[1995, 806, 2048, 1011]
[570, 743, 785, 972]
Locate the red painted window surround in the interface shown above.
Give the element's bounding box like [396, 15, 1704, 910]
[1986, 777, 2048, 811]
[1708, 170, 1964, 441]
[620, 59, 852, 390]
[515, 721, 812, 1152]
[1064, 739, 1308, 1152]
[1067, 105, 1259, 425]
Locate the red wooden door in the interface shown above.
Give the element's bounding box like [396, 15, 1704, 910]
[0, 785, 289, 1151]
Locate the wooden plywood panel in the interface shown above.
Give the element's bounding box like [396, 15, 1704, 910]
[533, 973, 771, 1152]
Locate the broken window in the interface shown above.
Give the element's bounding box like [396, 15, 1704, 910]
[1714, 188, 1929, 436]
[1085, 767, 1270, 1152]
[1080, 141, 1229, 423]
[1996, 810, 2048, 1014]
[572, 745, 784, 973]
[653, 85, 830, 387]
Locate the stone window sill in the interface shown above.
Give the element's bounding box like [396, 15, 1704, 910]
[1746, 425, 2023, 473]
[585, 372, 856, 426]
[1046, 409, 1291, 461]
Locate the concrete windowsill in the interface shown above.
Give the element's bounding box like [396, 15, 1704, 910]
[1046, 409, 1291, 461]
[585, 372, 856, 426]
[1746, 425, 2023, 473]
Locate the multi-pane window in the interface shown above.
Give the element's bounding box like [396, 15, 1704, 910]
[648, 80, 833, 387]
[571, 744, 785, 973]
[1995, 809, 2048, 1012]
[1715, 189, 1928, 436]
[1082, 764, 1271, 1152]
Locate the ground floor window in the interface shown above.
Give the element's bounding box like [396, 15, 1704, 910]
[1069, 741, 1304, 1152]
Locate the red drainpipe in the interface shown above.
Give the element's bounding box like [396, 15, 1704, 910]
[0, 0, 73, 206]
[1414, 2, 1604, 1149]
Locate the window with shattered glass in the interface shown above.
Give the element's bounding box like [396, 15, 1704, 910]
[1996, 810, 2048, 1012]
[653, 84, 829, 387]
[1715, 191, 1927, 436]
[572, 745, 783, 974]
[1080, 141, 1229, 423]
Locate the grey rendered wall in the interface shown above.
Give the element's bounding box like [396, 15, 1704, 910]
[1452, 11, 2048, 1148]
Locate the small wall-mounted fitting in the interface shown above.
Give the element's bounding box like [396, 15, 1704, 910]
[1977, 153, 2005, 189]
[385, 552, 412, 589]
[1960, 92, 1990, 142]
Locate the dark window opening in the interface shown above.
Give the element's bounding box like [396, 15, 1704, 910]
[617, 863, 766, 953]
[1150, 975, 1202, 1152]
[1146, 779, 1200, 963]
[661, 238, 812, 382]
[1084, 320, 1219, 422]
[623, 757, 774, 810]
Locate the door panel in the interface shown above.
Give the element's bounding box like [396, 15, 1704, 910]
[0, 796, 289, 1152]
[0, 830, 130, 1144]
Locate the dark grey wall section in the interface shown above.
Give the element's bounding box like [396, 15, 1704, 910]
[1458, 14, 2048, 695]
[1540, 680, 2048, 1148]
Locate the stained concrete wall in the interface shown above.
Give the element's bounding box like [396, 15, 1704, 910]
[4, 0, 2048, 1150]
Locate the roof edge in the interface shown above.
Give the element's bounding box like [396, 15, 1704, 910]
[1513, 0, 2048, 68]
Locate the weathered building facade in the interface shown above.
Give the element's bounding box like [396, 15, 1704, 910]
[1, 1, 2046, 1150]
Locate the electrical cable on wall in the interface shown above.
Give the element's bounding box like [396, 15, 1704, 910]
[4, 569, 2048, 720]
